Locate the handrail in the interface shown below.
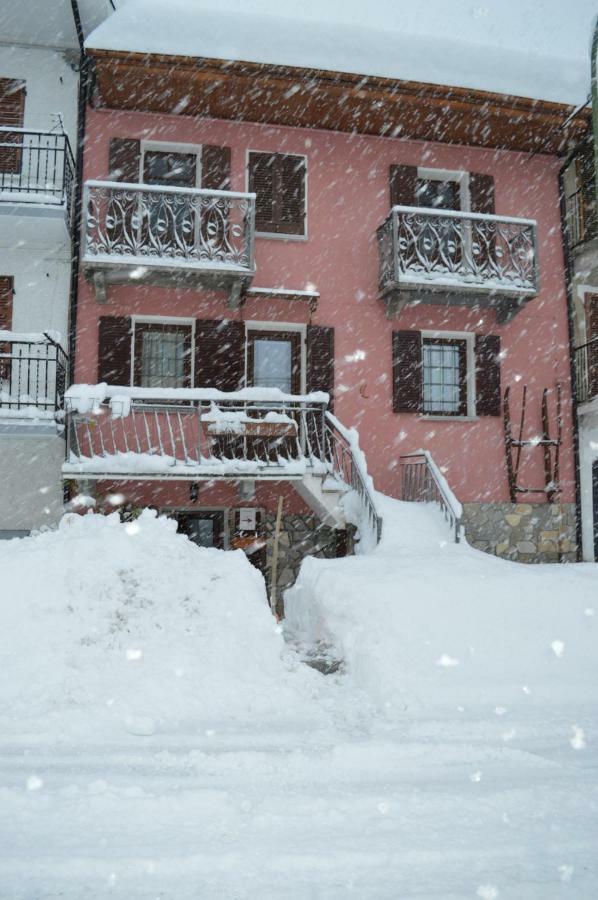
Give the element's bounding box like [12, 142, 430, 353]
[389, 204, 537, 228]
[400, 451, 462, 542]
[0, 334, 69, 413]
[323, 412, 382, 547]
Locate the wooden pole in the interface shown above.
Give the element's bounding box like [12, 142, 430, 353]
[270, 495, 284, 619]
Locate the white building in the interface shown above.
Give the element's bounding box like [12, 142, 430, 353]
[0, 0, 114, 537]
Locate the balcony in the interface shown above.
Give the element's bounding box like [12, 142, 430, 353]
[575, 338, 598, 407]
[0, 129, 75, 236]
[377, 205, 539, 322]
[0, 332, 68, 421]
[82, 181, 256, 306]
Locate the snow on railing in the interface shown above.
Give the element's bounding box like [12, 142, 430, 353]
[324, 412, 382, 548]
[378, 205, 538, 297]
[400, 450, 462, 543]
[82, 180, 256, 274]
[0, 332, 68, 414]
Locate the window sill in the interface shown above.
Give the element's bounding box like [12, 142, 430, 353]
[255, 231, 308, 242]
[420, 414, 479, 422]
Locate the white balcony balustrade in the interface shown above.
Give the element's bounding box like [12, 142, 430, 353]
[82, 181, 256, 305]
[377, 205, 539, 321]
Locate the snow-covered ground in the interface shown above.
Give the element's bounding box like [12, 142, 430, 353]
[1, 502, 597, 898]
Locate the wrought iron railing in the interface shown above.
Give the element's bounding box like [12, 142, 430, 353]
[322, 413, 382, 546]
[575, 337, 598, 404]
[400, 451, 462, 542]
[0, 128, 75, 224]
[0, 333, 68, 413]
[82, 181, 256, 274]
[378, 205, 539, 296]
[65, 397, 327, 473]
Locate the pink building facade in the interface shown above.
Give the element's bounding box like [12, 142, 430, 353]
[65, 54, 580, 592]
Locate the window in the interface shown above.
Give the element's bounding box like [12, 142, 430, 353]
[248, 151, 306, 236]
[177, 511, 225, 549]
[422, 338, 468, 416]
[564, 150, 596, 249]
[142, 148, 199, 188]
[0, 78, 25, 174]
[416, 177, 461, 210]
[246, 329, 302, 393]
[133, 322, 192, 388]
[0, 276, 13, 380]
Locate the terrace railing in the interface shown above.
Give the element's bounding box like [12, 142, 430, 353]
[0, 128, 75, 225]
[82, 181, 256, 276]
[574, 337, 598, 405]
[0, 332, 68, 414]
[400, 451, 462, 543]
[322, 412, 382, 546]
[378, 205, 539, 299]
[65, 394, 327, 476]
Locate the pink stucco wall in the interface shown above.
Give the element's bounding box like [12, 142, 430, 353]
[76, 107, 575, 505]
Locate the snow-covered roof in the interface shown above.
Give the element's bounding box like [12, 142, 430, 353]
[85, 0, 595, 106]
[2, 0, 116, 50]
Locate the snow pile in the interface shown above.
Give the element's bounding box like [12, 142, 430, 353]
[0, 511, 327, 742]
[285, 494, 598, 716]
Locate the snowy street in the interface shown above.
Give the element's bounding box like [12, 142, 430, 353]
[1, 503, 597, 899]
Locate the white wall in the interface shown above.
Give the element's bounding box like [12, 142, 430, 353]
[0, 431, 65, 531]
[0, 44, 78, 141]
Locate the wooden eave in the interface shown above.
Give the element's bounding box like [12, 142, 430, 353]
[89, 49, 591, 155]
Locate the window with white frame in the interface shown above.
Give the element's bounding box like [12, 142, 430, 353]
[422, 336, 468, 416]
[133, 322, 193, 388]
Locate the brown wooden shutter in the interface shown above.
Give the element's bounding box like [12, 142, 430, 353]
[0, 276, 13, 331]
[249, 152, 305, 235]
[469, 173, 495, 215]
[392, 330, 422, 413]
[306, 325, 334, 409]
[0, 79, 25, 173]
[475, 334, 501, 416]
[201, 145, 231, 191]
[195, 319, 244, 390]
[390, 165, 418, 207]
[279, 154, 306, 235]
[108, 138, 141, 182]
[248, 152, 275, 231]
[98, 316, 132, 384]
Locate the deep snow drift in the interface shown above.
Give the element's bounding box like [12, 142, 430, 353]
[0, 510, 329, 743]
[285, 494, 598, 717]
[1, 501, 597, 899]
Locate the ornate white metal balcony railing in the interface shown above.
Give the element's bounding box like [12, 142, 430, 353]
[377, 205, 539, 302]
[0, 128, 75, 226]
[575, 338, 598, 405]
[82, 181, 256, 276]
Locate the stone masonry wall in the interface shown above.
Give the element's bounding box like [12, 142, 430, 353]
[461, 503, 577, 563]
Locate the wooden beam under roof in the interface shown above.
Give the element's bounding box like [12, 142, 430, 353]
[89, 50, 591, 155]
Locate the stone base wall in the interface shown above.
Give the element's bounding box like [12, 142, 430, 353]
[461, 503, 577, 563]
[263, 513, 352, 605]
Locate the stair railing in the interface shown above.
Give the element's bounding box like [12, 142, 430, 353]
[322, 412, 382, 546]
[400, 450, 463, 542]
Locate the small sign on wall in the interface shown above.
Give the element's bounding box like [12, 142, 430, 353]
[238, 507, 257, 531]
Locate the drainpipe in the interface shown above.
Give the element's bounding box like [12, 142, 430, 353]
[67, 0, 88, 384]
[592, 16, 598, 206]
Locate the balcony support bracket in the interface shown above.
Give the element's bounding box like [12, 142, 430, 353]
[92, 271, 107, 304]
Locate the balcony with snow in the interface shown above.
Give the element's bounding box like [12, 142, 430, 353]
[0, 332, 68, 425]
[81, 181, 257, 306]
[377, 205, 539, 322]
[63, 385, 382, 543]
[0, 128, 75, 241]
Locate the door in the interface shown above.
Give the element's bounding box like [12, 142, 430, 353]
[416, 177, 463, 271]
[177, 511, 225, 549]
[142, 148, 199, 251]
